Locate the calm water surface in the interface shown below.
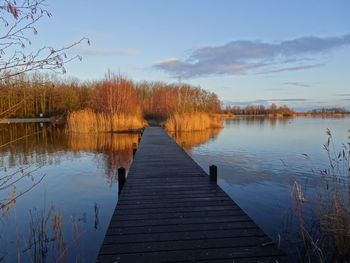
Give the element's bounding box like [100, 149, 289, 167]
[182, 116, 350, 259]
[0, 124, 137, 262]
[0, 117, 349, 262]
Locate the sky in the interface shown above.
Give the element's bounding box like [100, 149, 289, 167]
[30, 0, 350, 111]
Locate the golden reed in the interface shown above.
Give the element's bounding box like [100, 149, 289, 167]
[66, 109, 146, 133]
[164, 112, 223, 132]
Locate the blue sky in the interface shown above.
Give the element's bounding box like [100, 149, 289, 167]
[31, 0, 350, 111]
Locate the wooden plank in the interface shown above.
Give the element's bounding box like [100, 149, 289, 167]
[106, 221, 261, 236]
[119, 192, 228, 201]
[113, 205, 240, 215]
[97, 127, 288, 262]
[115, 200, 236, 210]
[104, 228, 266, 244]
[99, 236, 272, 255]
[97, 246, 285, 263]
[108, 215, 251, 228]
[112, 209, 245, 221]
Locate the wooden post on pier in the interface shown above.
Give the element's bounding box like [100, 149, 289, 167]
[209, 165, 217, 183]
[132, 142, 137, 157]
[97, 127, 287, 262]
[118, 167, 126, 195]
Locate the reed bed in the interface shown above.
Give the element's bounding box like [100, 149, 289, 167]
[164, 112, 223, 132]
[66, 109, 146, 133]
[290, 129, 350, 262]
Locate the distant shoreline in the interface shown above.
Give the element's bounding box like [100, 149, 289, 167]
[1, 113, 349, 124]
[216, 113, 350, 118]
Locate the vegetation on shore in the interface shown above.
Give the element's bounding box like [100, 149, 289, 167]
[2, 73, 348, 132]
[309, 107, 348, 114]
[164, 112, 222, 132]
[0, 73, 222, 132]
[291, 129, 350, 262]
[223, 104, 295, 117]
[66, 110, 146, 133]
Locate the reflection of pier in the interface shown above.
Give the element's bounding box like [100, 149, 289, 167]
[97, 127, 287, 262]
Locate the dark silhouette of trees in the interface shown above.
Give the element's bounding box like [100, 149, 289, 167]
[310, 107, 348, 114]
[223, 103, 295, 116]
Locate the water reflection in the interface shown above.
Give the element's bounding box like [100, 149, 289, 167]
[185, 116, 350, 262]
[0, 124, 138, 178]
[68, 132, 138, 181]
[0, 123, 139, 262]
[169, 128, 222, 150]
[225, 116, 293, 128]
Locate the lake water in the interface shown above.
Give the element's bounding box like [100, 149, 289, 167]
[180, 116, 350, 260]
[0, 116, 349, 262]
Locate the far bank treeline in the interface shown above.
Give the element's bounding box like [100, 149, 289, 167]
[0, 74, 223, 132]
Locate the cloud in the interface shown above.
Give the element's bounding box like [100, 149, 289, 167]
[154, 33, 350, 78]
[273, 98, 308, 102]
[82, 48, 140, 56]
[260, 63, 324, 74]
[283, 82, 310, 87]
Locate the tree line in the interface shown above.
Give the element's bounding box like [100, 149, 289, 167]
[309, 107, 348, 114]
[223, 104, 295, 116]
[0, 74, 221, 119]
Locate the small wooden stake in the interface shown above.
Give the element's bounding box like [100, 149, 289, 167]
[118, 167, 126, 195]
[133, 142, 137, 157]
[209, 165, 217, 183]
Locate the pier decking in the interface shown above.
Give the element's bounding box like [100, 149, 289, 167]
[97, 127, 287, 262]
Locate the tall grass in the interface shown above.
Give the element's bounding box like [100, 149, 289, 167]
[164, 112, 223, 132]
[291, 129, 350, 262]
[66, 109, 146, 133]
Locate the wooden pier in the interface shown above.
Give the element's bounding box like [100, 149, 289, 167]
[97, 127, 287, 262]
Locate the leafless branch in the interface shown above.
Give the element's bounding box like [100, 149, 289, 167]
[0, 0, 90, 81]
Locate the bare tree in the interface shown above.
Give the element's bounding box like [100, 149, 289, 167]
[0, 0, 89, 81]
[0, 0, 89, 216]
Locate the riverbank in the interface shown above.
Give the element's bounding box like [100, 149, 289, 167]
[3, 112, 349, 125]
[0, 118, 52, 124]
[217, 112, 350, 118]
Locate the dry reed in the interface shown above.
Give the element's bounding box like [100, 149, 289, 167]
[290, 129, 350, 262]
[66, 109, 146, 133]
[164, 112, 223, 132]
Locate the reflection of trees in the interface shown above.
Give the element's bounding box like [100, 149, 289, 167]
[224, 116, 293, 128]
[68, 133, 138, 180]
[169, 128, 222, 150]
[0, 123, 138, 215]
[0, 123, 70, 167]
[0, 124, 137, 173]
